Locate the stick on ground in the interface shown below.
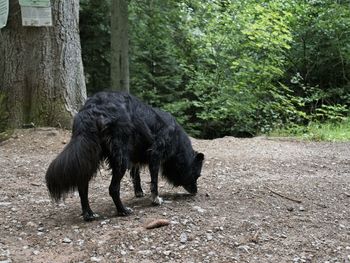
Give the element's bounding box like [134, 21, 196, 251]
[266, 187, 302, 204]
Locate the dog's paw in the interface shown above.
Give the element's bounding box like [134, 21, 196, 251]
[117, 207, 133, 216]
[82, 212, 99, 222]
[151, 195, 163, 206]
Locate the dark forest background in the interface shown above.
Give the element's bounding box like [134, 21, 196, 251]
[80, 0, 350, 139]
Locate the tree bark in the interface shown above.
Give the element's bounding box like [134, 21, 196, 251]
[111, 0, 129, 92]
[0, 0, 86, 129]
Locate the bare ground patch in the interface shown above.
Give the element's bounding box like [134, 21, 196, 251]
[0, 128, 349, 262]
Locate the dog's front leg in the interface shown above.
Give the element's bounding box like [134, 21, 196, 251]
[149, 158, 163, 205]
[109, 165, 133, 216]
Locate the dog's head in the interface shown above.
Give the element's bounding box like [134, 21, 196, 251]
[182, 152, 204, 195]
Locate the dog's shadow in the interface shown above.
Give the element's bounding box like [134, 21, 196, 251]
[127, 191, 195, 207]
[63, 192, 197, 223]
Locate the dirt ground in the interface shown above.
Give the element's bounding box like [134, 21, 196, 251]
[0, 128, 349, 263]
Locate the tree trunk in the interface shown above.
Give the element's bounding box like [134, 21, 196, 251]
[0, 0, 86, 129]
[111, 0, 129, 92]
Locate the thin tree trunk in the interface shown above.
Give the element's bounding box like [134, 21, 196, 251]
[111, 0, 129, 92]
[0, 0, 86, 129]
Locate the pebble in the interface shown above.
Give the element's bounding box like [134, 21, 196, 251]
[206, 234, 213, 241]
[100, 220, 110, 226]
[180, 233, 188, 244]
[192, 206, 205, 213]
[62, 238, 72, 244]
[138, 250, 152, 256]
[299, 206, 305, 211]
[238, 245, 250, 253]
[90, 257, 101, 262]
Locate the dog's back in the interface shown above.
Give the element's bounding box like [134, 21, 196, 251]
[81, 91, 179, 165]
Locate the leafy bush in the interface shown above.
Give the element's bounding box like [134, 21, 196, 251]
[79, 0, 350, 139]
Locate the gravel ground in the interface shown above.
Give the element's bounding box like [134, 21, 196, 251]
[0, 128, 349, 263]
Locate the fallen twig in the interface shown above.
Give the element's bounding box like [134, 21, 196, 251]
[266, 187, 302, 204]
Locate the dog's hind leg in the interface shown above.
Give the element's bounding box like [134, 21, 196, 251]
[78, 181, 96, 221]
[130, 165, 144, 197]
[149, 157, 163, 205]
[109, 163, 133, 216]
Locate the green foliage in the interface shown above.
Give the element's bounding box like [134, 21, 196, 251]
[270, 118, 350, 142]
[128, 1, 186, 106]
[80, 0, 111, 94]
[79, 0, 350, 139]
[286, 0, 350, 110]
[169, 0, 297, 137]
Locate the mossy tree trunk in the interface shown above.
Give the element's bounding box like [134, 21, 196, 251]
[0, 0, 86, 129]
[111, 0, 129, 92]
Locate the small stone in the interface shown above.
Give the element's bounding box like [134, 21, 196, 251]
[180, 233, 187, 244]
[138, 250, 152, 256]
[100, 220, 109, 226]
[90, 257, 101, 262]
[129, 245, 135, 251]
[238, 245, 250, 253]
[293, 257, 300, 262]
[120, 250, 127, 256]
[32, 250, 40, 255]
[206, 234, 213, 241]
[62, 237, 72, 244]
[192, 206, 205, 213]
[163, 251, 171, 256]
[299, 206, 305, 211]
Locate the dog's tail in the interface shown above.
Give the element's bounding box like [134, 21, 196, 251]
[45, 114, 102, 202]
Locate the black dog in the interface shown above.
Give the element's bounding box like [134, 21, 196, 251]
[45, 91, 204, 221]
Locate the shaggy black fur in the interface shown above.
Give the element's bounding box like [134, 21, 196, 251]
[45, 91, 204, 221]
